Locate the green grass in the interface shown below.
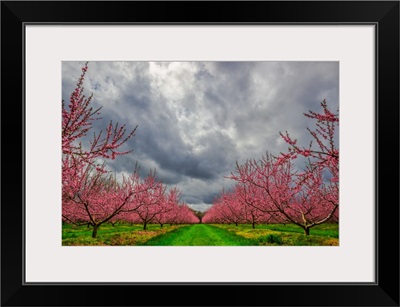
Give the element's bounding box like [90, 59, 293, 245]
[142, 224, 254, 246]
[211, 223, 339, 246]
[62, 223, 186, 246]
[62, 223, 339, 246]
[213, 223, 339, 237]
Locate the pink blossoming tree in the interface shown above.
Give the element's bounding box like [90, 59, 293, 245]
[208, 100, 339, 235]
[62, 63, 138, 237]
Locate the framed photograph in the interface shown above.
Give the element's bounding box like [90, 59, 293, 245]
[2, 1, 399, 306]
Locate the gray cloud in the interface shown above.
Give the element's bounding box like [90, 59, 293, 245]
[62, 61, 339, 211]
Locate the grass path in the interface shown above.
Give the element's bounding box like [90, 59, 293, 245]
[142, 224, 253, 246]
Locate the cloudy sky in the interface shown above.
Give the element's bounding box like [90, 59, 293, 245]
[62, 61, 339, 212]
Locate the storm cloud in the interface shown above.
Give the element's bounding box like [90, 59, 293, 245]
[62, 61, 339, 212]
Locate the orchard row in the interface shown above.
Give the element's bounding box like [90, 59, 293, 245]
[203, 100, 339, 235]
[62, 63, 199, 238]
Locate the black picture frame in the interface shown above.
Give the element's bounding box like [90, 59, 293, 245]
[1, 1, 399, 306]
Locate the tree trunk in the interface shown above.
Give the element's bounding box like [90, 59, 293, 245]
[143, 222, 147, 230]
[235, 222, 238, 226]
[160, 223, 163, 228]
[92, 224, 99, 238]
[252, 222, 255, 229]
[304, 227, 310, 236]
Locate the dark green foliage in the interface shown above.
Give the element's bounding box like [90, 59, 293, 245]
[265, 234, 283, 245]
